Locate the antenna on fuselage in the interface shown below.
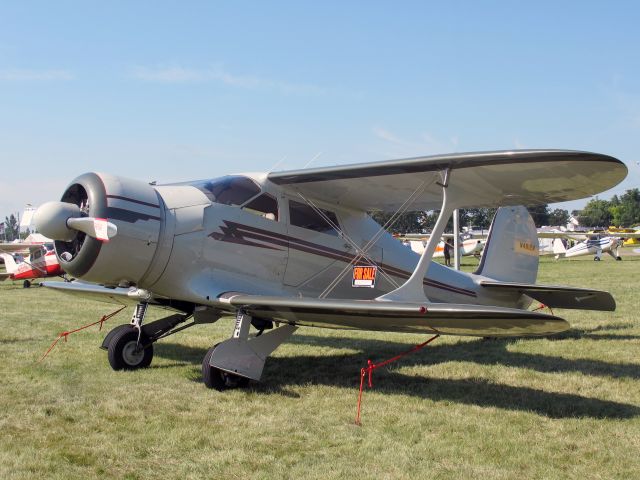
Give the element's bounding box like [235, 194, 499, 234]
[267, 156, 288, 173]
[303, 152, 323, 169]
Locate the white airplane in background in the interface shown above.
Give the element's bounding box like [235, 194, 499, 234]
[32, 149, 626, 391]
[538, 231, 640, 261]
[397, 234, 485, 259]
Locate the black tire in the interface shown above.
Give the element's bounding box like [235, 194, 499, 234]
[616, 256, 622, 261]
[23, 280, 31, 288]
[594, 257, 600, 261]
[202, 344, 250, 391]
[107, 327, 154, 371]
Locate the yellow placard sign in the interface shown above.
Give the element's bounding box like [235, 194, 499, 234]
[514, 239, 538, 256]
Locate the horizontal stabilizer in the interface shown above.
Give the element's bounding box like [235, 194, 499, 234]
[218, 294, 569, 337]
[480, 281, 615, 311]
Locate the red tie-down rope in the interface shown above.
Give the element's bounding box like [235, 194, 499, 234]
[38, 305, 127, 362]
[532, 303, 554, 315]
[355, 334, 440, 425]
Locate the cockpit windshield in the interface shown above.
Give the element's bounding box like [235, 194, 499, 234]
[192, 176, 261, 206]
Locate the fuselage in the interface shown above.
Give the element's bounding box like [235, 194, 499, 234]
[564, 236, 618, 258]
[49, 172, 530, 311]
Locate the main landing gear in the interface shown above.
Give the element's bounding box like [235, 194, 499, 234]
[201, 309, 297, 390]
[101, 303, 296, 390]
[101, 302, 218, 371]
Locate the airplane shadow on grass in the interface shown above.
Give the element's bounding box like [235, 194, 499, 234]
[154, 324, 640, 419]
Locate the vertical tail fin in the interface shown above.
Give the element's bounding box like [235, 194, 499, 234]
[553, 238, 567, 255]
[475, 206, 539, 283]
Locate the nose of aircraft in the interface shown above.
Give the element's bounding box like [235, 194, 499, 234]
[34, 201, 82, 241]
[35, 201, 117, 242]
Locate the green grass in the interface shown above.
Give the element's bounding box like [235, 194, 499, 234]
[1, 252, 639, 479]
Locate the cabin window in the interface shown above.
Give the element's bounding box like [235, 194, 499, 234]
[194, 176, 261, 206]
[289, 200, 339, 235]
[242, 193, 278, 221]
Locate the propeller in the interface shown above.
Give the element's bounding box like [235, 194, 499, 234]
[34, 202, 117, 242]
[67, 217, 117, 242]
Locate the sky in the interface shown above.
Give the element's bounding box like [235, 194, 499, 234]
[1, 1, 639, 221]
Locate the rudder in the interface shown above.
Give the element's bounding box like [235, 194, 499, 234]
[475, 206, 539, 284]
[0, 253, 19, 275]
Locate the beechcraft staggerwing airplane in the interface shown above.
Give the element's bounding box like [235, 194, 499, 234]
[33, 149, 627, 390]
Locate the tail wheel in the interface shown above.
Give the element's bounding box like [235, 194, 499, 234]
[107, 327, 154, 370]
[616, 256, 622, 261]
[202, 344, 249, 390]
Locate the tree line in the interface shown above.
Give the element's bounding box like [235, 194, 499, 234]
[371, 205, 568, 234]
[371, 188, 640, 234]
[577, 189, 640, 228]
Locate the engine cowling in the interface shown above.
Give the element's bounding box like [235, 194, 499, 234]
[36, 172, 164, 287]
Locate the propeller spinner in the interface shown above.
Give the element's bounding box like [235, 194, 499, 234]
[35, 201, 117, 242]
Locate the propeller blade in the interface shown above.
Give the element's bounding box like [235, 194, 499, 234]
[66, 217, 117, 242]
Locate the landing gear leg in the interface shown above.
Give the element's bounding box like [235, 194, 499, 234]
[102, 303, 201, 371]
[202, 309, 297, 390]
[106, 302, 152, 370]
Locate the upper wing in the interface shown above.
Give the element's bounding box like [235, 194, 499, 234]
[609, 232, 640, 238]
[268, 150, 626, 212]
[0, 242, 42, 253]
[537, 232, 590, 239]
[219, 294, 569, 337]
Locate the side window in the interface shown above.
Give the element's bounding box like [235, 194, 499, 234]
[196, 176, 260, 206]
[242, 194, 278, 221]
[289, 200, 339, 236]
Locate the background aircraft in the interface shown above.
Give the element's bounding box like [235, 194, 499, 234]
[396, 234, 484, 259]
[538, 230, 640, 260]
[33, 149, 626, 390]
[0, 242, 65, 287]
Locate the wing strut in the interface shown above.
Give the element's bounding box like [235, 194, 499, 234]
[377, 169, 454, 303]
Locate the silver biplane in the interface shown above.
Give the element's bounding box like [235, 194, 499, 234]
[34, 150, 626, 389]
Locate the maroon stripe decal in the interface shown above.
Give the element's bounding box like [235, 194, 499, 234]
[106, 194, 160, 209]
[209, 220, 477, 297]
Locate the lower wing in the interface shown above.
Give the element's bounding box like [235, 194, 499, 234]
[219, 294, 568, 337]
[42, 281, 570, 337]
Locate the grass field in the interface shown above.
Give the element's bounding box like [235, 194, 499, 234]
[1, 253, 639, 479]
